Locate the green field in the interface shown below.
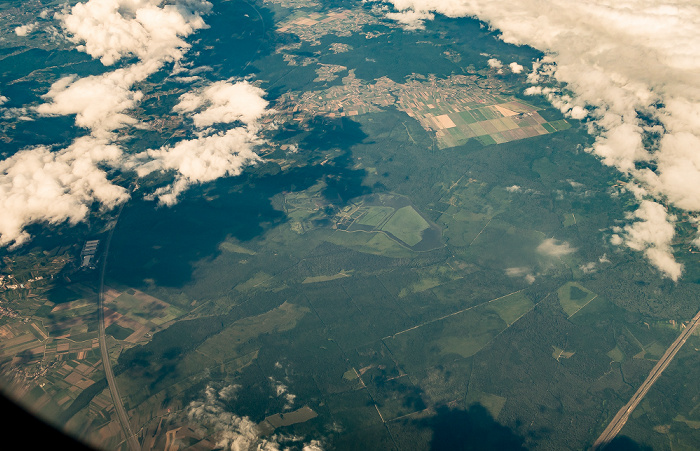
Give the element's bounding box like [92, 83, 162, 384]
[325, 229, 416, 258]
[466, 390, 507, 419]
[198, 302, 309, 361]
[381, 206, 430, 246]
[356, 206, 395, 227]
[105, 323, 134, 340]
[108, 292, 184, 326]
[562, 213, 576, 227]
[303, 271, 353, 284]
[485, 291, 534, 325]
[557, 282, 597, 317]
[384, 291, 535, 372]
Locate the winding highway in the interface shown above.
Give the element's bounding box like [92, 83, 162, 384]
[97, 203, 140, 451]
[592, 308, 700, 450]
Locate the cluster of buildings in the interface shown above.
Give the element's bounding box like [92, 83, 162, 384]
[79, 240, 100, 270]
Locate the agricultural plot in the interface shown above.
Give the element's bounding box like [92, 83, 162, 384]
[278, 72, 569, 150]
[101, 287, 185, 344]
[276, 9, 380, 43]
[0, 322, 45, 358]
[104, 288, 184, 326]
[258, 406, 318, 434]
[404, 95, 565, 148]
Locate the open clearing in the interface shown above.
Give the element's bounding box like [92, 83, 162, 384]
[557, 282, 597, 317]
[381, 206, 430, 246]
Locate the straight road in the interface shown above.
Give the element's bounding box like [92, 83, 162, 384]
[592, 308, 700, 450]
[97, 204, 140, 451]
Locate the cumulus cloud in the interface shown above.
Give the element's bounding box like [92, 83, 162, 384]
[505, 266, 535, 284]
[487, 58, 502, 68]
[218, 384, 241, 401]
[188, 384, 322, 451]
[189, 386, 278, 451]
[1, 0, 271, 246]
[537, 238, 576, 257]
[36, 0, 212, 137]
[385, 9, 434, 29]
[579, 262, 597, 274]
[14, 23, 36, 36]
[378, 0, 700, 279]
[505, 267, 529, 277]
[131, 127, 262, 205]
[509, 62, 524, 73]
[0, 137, 129, 247]
[59, 0, 210, 66]
[271, 380, 296, 410]
[175, 81, 269, 128]
[36, 67, 146, 137]
[130, 80, 269, 205]
[619, 200, 682, 280]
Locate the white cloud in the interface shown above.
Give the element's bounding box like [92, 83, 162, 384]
[487, 58, 502, 68]
[0, 137, 129, 247]
[537, 238, 576, 257]
[14, 23, 36, 36]
[505, 267, 529, 277]
[385, 9, 434, 29]
[36, 67, 146, 137]
[188, 384, 322, 451]
[36, 0, 213, 137]
[59, 0, 210, 66]
[505, 266, 536, 283]
[505, 184, 521, 192]
[0, 1, 273, 247]
[579, 262, 597, 274]
[188, 386, 278, 451]
[132, 127, 262, 206]
[175, 81, 269, 128]
[378, 0, 700, 279]
[620, 200, 682, 280]
[509, 62, 524, 73]
[130, 80, 270, 206]
[218, 384, 240, 401]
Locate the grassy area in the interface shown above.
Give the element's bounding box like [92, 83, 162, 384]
[303, 271, 352, 284]
[324, 230, 415, 258]
[607, 346, 624, 362]
[381, 206, 430, 246]
[219, 240, 257, 255]
[562, 213, 576, 227]
[235, 272, 274, 293]
[485, 291, 534, 326]
[466, 390, 507, 419]
[557, 282, 597, 317]
[398, 264, 462, 298]
[356, 206, 394, 227]
[551, 346, 575, 360]
[105, 323, 134, 340]
[197, 302, 309, 361]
